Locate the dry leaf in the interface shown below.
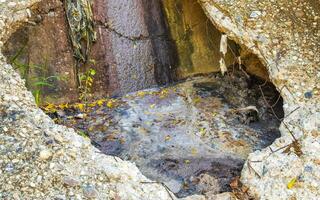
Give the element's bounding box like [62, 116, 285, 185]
[287, 177, 297, 189]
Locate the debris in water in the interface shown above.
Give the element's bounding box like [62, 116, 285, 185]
[45, 70, 283, 197]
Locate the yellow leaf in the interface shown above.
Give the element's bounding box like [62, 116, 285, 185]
[75, 103, 85, 111]
[97, 99, 105, 106]
[287, 178, 297, 189]
[191, 148, 198, 155]
[199, 128, 206, 137]
[165, 135, 171, 141]
[150, 104, 156, 109]
[88, 102, 96, 107]
[107, 100, 113, 108]
[58, 103, 69, 110]
[137, 91, 146, 97]
[193, 97, 201, 104]
[184, 160, 191, 164]
[44, 103, 56, 111]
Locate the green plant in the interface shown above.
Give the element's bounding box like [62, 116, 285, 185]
[10, 49, 63, 105]
[79, 68, 96, 103]
[31, 76, 61, 105]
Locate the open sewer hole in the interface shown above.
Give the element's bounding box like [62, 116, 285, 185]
[2, 0, 284, 198]
[45, 71, 283, 198]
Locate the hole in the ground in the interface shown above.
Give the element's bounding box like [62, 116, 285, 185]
[2, 0, 284, 198]
[42, 71, 283, 198]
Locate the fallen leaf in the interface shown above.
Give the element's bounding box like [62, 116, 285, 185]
[184, 160, 191, 164]
[137, 91, 146, 97]
[191, 148, 198, 155]
[287, 177, 297, 189]
[97, 99, 105, 106]
[75, 103, 85, 111]
[193, 97, 201, 104]
[107, 101, 113, 108]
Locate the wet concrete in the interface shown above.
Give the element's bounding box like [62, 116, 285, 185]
[47, 70, 283, 197]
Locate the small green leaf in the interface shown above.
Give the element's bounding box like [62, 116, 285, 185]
[90, 69, 96, 76]
[32, 81, 53, 87]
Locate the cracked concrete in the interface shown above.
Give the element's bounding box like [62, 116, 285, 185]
[0, 0, 319, 199]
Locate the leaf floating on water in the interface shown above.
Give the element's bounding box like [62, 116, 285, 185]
[165, 135, 171, 142]
[58, 103, 69, 110]
[184, 160, 191, 164]
[106, 101, 113, 108]
[149, 104, 156, 109]
[96, 99, 105, 106]
[191, 148, 198, 155]
[287, 177, 297, 189]
[199, 128, 206, 137]
[88, 126, 94, 132]
[43, 103, 57, 113]
[88, 102, 96, 107]
[137, 91, 146, 97]
[193, 97, 201, 104]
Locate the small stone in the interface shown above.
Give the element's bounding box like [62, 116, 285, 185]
[57, 110, 66, 118]
[75, 113, 85, 119]
[304, 91, 313, 99]
[29, 182, 36, 188]
[165, 179, 182, 194]
[7, 2, 16, 8]
[37, 176, 43, 182]
[304, 165, 313, 172]
[250, 10, 262, 18]
[295, 10, 305, 18]
[39, 149, 52, 160]
[55, 195, 66, 200]
[54, 135, 64, 143]
[83, 185, 98, 198]
[5, 163, 14, 172]
[63, 176, 80, 187]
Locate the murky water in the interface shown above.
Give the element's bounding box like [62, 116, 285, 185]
[48, 71, 283, 197]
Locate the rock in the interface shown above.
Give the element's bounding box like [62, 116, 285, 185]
[249, 10, 262, 18]
[39, 149, 52, 160]
[199, 0, 320, 199]
[63, 176, 80, 187]
[75, 113, 85, 119]
[83, 184, 98, 198]
[54, 135, 64, 143]
[165, 179, 182, 194]
[304, 91, 313, 99]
